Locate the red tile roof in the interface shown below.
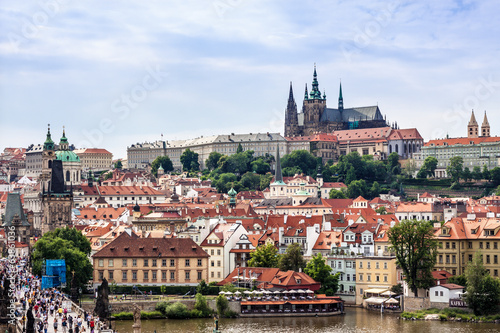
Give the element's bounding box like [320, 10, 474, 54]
[424, 136, 500, 147]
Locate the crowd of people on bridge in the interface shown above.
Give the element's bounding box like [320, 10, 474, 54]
[0, 256, 106, 333]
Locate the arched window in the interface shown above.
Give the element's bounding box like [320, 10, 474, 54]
[66, 170, 70, 181]
[395, 145, 399, 153]
[389, 145, 392, 153]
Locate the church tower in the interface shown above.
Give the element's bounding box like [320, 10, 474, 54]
[338, 82, 344, 110]
[481, 111, 490, 137]
[284, 82, 299, 137]
[467, 110, 479, 138]
[40, 125, 56, 189]
[302, 65, 327, 135]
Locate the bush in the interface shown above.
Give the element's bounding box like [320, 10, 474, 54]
[155, 301, 171, 314]
[111, 312, 133, 320]
[164, 302, 191, 319]
[140, 311, 164, 319]
[216, 294, 229, 316]
[194, 293, 212, 317]
[223, 310, 239, 318]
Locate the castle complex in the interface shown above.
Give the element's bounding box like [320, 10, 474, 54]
[284, 66, 388, 137]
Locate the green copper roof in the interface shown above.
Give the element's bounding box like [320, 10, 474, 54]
[295, 183, 310, 196]
[158, 165, 164, 170]
[60, 129, 68, 144]
[44, 125, 55, 150]
[56, 150, 80, 162]
[228, 187, 237, 197]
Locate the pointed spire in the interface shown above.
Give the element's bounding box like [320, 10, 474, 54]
[310, 64, 321, 99]
[338, 81, 344, 110]
[323, 89, 326, 99]
[272, 144, 284, 185]
[468, 110, 478, 125]
[304, 83, 309, 100]
[288, 81, 294, 103]
[44, 124, 55, 151]
[483, 110, 490, 126]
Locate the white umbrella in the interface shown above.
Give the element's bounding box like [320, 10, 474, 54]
[244, 290, 252, 294]
[381, 290, 397, 296]
[384, 298, 399, 304]
[219, 291, 226, 295]
[225, 291, 233, 295]
[306, 289, 314, 293]
[296, 289, 305, 293]
[273, 290, 281, 294]
[234, 291, 241, 295]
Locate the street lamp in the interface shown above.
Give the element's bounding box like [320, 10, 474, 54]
[78, 288, 82, 306]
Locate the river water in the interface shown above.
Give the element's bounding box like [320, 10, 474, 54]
[113, 307, 499, 332]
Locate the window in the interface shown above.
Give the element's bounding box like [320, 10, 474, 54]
[384, 276, 388, 282]
[217, 271, 221, 278]
[486, 242, 490, 249]
[440, 291, 443, 296]
[198, 271, 202, 280]
[452, 255, 456, 264]
[185, 259, 190, 267]
[359, 288, 363, 295]
[162, 259, 167, 267]
[170, 271, 175, 280]
[346, 274, 350, 281]
[435, 291, 438, 296]
[185, 271, 190, 280]
[359, 262, 363, 269]
[132, 271, 137, 280]
[468, 242, 473, 249]
[376, 276, 380, 282]
[108, 271, 113, 280]
[217, 261, 221, 267]
[211, 249, 214, 255]
[152, 259, 157, 267]
[211, 261, 215, 267]
[480, 242, 483, 249]
[486, 255, 491, 264]
[375, 262, 379, 269]
[98, 259, 104, 267]
[217, 249, 221, 256]
[197, 259, 202, 267]
[162, 271, 167, 280]
[144, 271, 149, 280]
[367, 275, 371, 282]
[495, 242, 498, 250]
[211, 271, 214, 278]
[384, 262, 388, 269]
[144, 259, 149, 267]
[122, 271, 127, 280]
[152, 271, 157, 280]
[367, 262, 371, 269]
[495, 255, 498, 264]
[170, 259, 175, 267]
[495, 270, 498, 277]
[438, 255, 443, 264]
[469, 254, 473, 262]
[98, 271, 103, 280]
[122, 259, 127, 267]
[446, 242, 450, 249]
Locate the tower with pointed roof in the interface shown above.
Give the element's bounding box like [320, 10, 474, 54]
[481, 111, 490, 137]
[270, 144, 287, 198]
[284, 65, 388, 138]
[284, 82, 299, 137]
[55, 127, 82, 185]
[40, 124, 56, 189]
[467, 110, 479, 138]
[302, 64, 327, 135]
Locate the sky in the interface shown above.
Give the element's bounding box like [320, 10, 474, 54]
[1, 0, 500, 159]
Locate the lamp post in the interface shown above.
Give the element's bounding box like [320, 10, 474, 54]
[78, 288, 82, 307]
[108, 304, 112, 329]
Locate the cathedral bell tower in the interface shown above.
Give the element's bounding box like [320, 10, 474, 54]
[467, 110, 479, 138]
[481, 111, 490, 137]
[41, 124, 56, 189]
[302, 64, 326, 135]
[284, 82, 299, 137]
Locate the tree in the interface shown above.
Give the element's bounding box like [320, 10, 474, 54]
[250, 158, 270, 174]
[387, 152, 400, 173]
[206, 152, 223, 171]
[490, 167, 500, 186]
[483, 165, 491, 181]
[472, 166, 482, 181]
[402, 159, 417, 178]
[446, 156, 463, 182]
[448, 274, 467, 288]
[196, 280, 209, 295]
[346, 180, 368, 199]
[240, 172, 261, 190]
[465, 252, 500, 315]
[114, 160, 123, 169]
[248, 243, 280, 268]
[345, 166, 356, 185]
[180, 149, 199, 171]
[151, 156, 174, 176]
[236, 143, 243, 153]
[387, 219, 439, 297]
[329, 189, 346, 199]
[279, 243, 306, 272]
[391, 284, 403, 295]
[370, 181, 381, 198]
[193, 293, 212, 317]
[304, 253, 339, 295]
[462, 167, 472, 181]
[32, 227, 93, 290]
[215, 294, 229, 316]
[375, 206, 387, 215]
[281, 150, 318, 176]
[417, 156, 438, 178]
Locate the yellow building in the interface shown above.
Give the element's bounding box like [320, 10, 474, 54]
[92, 231, 209, 286]
[355, 256, 398, 305]
[434, 216, 500, 277]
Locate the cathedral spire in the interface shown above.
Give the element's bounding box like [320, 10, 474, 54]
[481, 110, 490, 137]
[310, 64, 322, 99]
[272, 144, 285, 185]
[304, 83, 309, 100]
[288, 81, 295, 104]
[44, 124, 54, 151]
[468, 110, 479, 138]
[338, 82, 344, 110]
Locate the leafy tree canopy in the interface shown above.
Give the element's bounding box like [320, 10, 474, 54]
[388, 219, 439, 297]
[465, 252, 500, 315]
[304, 253, 339, 296]
[279, 243, 306, 272]
[248, 243, 280, 268]
[151, 156, 174, 176]
[180, 149, 200, 171]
